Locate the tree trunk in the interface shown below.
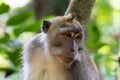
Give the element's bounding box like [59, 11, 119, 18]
[65, 0, 95, 28]
[33, 0, 69, 19]
[33, 0, 52, 19]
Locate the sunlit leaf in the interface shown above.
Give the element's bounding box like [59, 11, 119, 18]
[98, 45, 111, 55]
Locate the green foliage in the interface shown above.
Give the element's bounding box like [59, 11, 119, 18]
[0, 1, 38, 78]
[7, 11, 34, 25]
[87, 22, 102, 49]
[87, 0, 119, 80]
[0, 2, 54, 79]
[0, 3, 10, 14]
[0, 0, 119, 80]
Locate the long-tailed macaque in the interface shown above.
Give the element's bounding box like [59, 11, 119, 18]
[22, 13, 100, 80]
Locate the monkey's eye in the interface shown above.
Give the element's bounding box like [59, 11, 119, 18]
[74, 34, 82, 41]
[65, 33, 72, 38]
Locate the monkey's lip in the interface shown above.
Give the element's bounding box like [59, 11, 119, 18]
[58, 55, 74, 63]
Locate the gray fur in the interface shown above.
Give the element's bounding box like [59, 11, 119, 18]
[22, 14, 101, 80]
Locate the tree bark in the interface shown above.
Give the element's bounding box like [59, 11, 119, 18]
[65, 0, 95, 28]
[33, 0, 52, 19]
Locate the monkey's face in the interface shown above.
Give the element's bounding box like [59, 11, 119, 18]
[42, 13, 84, 64]
[52, 29, 83, 63]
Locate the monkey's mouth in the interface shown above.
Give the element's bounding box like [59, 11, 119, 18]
[58, 55, 74, 63]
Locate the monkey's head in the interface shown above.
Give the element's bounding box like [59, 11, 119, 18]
[41, 13, 84, 64]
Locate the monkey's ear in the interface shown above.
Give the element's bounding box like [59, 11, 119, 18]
[42, 20, 51, 33]
[64, 13, 75, 22]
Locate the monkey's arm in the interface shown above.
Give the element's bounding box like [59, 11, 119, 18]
[71, 50, 101, 80]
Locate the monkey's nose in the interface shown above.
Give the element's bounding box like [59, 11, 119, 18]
[71, 48, 75, 52]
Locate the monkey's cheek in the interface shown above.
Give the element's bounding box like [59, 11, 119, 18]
[58, 55, 74, 63]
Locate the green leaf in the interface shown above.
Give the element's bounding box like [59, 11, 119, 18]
[24, 15, 54, 32]
[7, 11, 34, 25]
[98, 45, 111, 55]
[87, 22, 101, 49]
[24, 19, 42, 32]
[0, 33, 10, 43]
[0, 3, 10, 14]
[0, 68, 17, 77]
[3, 39, 22, 67]
[13, 20, 41, 36]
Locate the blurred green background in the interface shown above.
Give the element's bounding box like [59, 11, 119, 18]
[0, 0, 119, 80]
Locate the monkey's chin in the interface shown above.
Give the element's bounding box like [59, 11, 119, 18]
[58, 55, 74, 63]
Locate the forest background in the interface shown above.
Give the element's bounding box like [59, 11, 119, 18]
[0, 0, 120, 80]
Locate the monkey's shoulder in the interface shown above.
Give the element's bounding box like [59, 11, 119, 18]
[23, 33, 45, 51]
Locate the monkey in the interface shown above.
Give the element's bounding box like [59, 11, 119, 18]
[22, 13, 101, 80]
